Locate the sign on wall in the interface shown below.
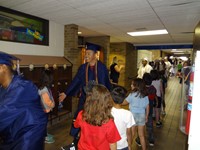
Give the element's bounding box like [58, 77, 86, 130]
[0, 6, 49, 46]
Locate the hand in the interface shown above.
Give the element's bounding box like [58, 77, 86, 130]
[120, 65, 125, 69]
[59, 92, 66, 102]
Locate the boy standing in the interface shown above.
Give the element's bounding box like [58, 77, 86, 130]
[111, 86, 135, 150]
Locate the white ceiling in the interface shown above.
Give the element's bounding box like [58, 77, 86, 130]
[1, 0, 200, 44]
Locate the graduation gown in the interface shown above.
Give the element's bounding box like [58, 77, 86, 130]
[66, 61, 111, 97]
[65, 61, 111, 136]
[0, 75, 47, 150]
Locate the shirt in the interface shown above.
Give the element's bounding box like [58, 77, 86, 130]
[146, 85, 157, 101]
[126, 92, 149, 114]
[74, 111, 121, 150]
[137, 64, 152, 79]
[165, 61, 171, 70]
[152, 80, 162, 97]
[111, 107, 135, 149]
[110, 63, 120, 82]
[177, 63, 183, 70]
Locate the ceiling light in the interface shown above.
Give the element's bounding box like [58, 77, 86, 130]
[127, 29, 168, 36]
[78, 32, 82, 35]
[174, 53, 184, 54]
[172, 50, 184, 53]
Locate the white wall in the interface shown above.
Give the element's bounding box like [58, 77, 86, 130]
[0, 21, 64, 56]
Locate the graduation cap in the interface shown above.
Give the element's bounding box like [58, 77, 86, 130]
[85, 42, 101, 52]
[0, 51, 19, 66]
[0, 51, 21, 74]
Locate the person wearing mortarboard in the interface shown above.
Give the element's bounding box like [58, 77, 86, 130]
[137, 58, 153, 79]
[0, 52, 47, 150]
[59, 42, 111, 146]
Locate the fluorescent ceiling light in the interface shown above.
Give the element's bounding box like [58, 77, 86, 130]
[174, 53, 184, 55]
[78, 32, 82, 35]
[127, 29, 168, 36]
[172, 50, 184, 52]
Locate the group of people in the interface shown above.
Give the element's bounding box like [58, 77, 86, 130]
[0, 45, 191, 150]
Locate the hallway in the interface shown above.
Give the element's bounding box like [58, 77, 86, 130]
[45, 77, 188, 150]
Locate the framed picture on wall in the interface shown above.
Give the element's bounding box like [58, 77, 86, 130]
[0, 6, 49, 46]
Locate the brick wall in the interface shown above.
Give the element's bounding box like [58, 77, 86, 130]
[64, 24, 81, 77]
[64, 24, 80, 116]
[126, 43, 137, 89]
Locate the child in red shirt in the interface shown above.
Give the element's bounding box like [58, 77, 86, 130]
[74, 84, 121, 150]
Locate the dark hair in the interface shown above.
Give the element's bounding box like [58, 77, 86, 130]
[111, 86, 127, 104]
[83, 84, 113, 126]
[131, 78, 147, 98]
[39, 70, 53, 89]
[143, 73, 152, 85]
[150, 70, 160, 80]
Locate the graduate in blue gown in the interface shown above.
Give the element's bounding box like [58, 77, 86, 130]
[0, 52, 47, 150]
[59, 42, 111, 145]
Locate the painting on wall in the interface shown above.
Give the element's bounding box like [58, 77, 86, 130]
[0, 6, 49, 45]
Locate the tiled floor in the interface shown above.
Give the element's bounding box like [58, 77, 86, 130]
[45, 77, 188, 150]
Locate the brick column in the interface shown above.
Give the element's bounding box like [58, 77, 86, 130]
[125, 43, 137, 89]
[110, 42, 137, 89]
[64, 24, 80, 116]
[64, 24, 81, 77]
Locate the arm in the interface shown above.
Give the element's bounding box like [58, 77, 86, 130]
[109, 143, 117, 150]
[127, 127, 132, 150]
[41, 92, 55, 108]
[145, 104, 149, 123]
[160, 80, 164, 98]
[59, 65, 85, 102]
[114, 65, 124, 73]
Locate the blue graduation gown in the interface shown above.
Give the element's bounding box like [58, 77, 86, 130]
[0, 75, 47, 150]
[66, 61, 111, 96]
[65, 61, 111, 136]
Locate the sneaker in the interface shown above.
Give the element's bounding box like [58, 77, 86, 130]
[61, 143, 77, 150]
[47, 133, 54, 138]
[149, 141, 154, 146]
[156, 121, 162, 128]
[45, 136, 55, 144]
[135, 138, 141, 147]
